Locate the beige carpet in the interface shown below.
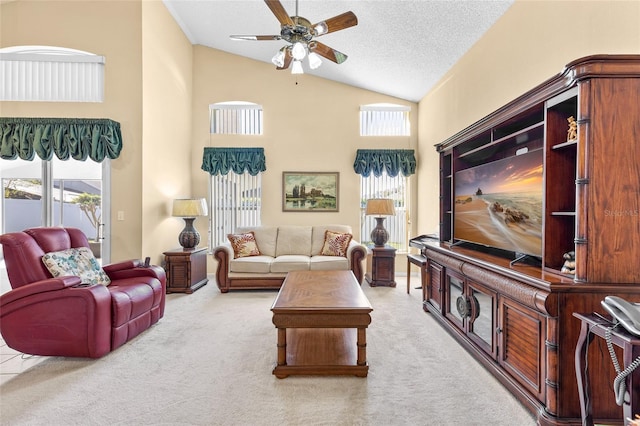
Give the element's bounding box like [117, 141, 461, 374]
[0, 276, 535, 425]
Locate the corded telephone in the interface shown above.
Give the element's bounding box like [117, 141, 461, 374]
[601, 295, 640, 336]
[600, 296, 640, 407]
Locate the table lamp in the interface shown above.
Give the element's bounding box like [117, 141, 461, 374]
[172, 198, 208, 249]
[365, 198, 395, 247]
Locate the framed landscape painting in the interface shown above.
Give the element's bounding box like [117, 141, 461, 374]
[282, 172, 339, 212]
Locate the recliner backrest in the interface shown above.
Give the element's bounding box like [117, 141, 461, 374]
[0, 227, 90, 289]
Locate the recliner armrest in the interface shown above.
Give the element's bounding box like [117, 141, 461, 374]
[104, 262, 166, 284]
[0, 276, 82, 305]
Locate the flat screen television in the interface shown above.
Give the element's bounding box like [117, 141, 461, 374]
[454, 149, 544, 257]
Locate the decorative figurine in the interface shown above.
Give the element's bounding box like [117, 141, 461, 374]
[561, 251, 575, 275]
[567, 116, 577, 141]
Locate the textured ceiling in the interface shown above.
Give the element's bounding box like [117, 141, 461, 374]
[163, 0, 514, 102]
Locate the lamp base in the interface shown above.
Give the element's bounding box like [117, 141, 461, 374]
[370, 217, 389, 247]
[178, 217, 200, 249]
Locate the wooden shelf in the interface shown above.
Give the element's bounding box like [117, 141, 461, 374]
[552, 139, 577, 150]
[459, 121, 544, 159]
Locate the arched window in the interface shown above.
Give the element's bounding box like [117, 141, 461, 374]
[0, 45, 105, 102]
[209, 101, 263, 135]
[360, 103, 410, 136]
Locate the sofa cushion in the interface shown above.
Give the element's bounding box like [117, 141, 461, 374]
[320, 230, 353, 257]
[275, 226, 312, 257]
[311, 225, 352, 255]
[310, 255, 350, 271]
[227, 232, 261, 258]
[236, 226, 278, 257]
[230, 255, 274, 274]
[271, 255, 310, 273]
[42, 247, 111, 286]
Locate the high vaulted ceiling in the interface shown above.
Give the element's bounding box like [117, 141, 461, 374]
[163, 0, 514, 102]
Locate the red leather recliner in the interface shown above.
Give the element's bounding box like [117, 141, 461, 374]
[0, 227, 166, 358]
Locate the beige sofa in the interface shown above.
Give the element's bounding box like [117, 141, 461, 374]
[213, 225, 367, 293]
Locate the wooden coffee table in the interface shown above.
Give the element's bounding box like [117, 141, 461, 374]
[270, 270, 373, 378]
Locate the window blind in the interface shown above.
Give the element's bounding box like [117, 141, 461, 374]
[0, 46, 105, 102]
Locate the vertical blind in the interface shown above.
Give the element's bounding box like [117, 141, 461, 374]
[360, 172, 408, 250]
[360, 104, 411, 136]
[0, 46, 105, 102]
[209, 102, 263, 135]
[210, 172, 262, 246]
[202, 147, 266, 246]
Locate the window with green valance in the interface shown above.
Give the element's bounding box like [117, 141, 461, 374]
[353, 149, 416, 177]
[201, 147, 266, 176]
[0, 117, 122, 162]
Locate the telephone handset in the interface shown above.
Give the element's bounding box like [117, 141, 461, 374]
[601, 295, 640, 337]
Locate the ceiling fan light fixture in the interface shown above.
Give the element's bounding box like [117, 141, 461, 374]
[271, 48, 286, 68]
[291, 42, 306, 60]
[308, 52, 322, 70]
[313, 22, 328, 36]
[291, 60, 304, 75]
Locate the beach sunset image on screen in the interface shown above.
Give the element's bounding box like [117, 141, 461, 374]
[454, 149, 544, 257]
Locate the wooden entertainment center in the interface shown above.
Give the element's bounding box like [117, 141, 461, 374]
[419, 55, 640, 425]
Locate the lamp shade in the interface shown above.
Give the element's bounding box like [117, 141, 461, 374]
[365, 199, 395, 216]
[172, 198, 208, 218]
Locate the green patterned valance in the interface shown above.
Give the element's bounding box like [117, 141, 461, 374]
[353, 149, 416, 177]
[0, 117, 122, 162]
[201, 147, 266, 176]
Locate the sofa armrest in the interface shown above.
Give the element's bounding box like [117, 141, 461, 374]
[213, 243, 234, 293]
[347, 240, 367, 284]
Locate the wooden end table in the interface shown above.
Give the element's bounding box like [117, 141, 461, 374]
[365, 245, 396, 287]
[270, 270, 373, 378]
[163, 247, 208, 294]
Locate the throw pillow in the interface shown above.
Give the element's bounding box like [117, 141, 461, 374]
[227, 232, 261, 258]
[42, 247, 111, 286]
[320, 230, 353, 257]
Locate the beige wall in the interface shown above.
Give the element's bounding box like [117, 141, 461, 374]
[416, 0, 640, 235]
[141, 1, 193, 263]
[1, 0, 145, 262]
[191, 46, 418, 252]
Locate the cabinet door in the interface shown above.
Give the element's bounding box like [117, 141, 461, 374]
[425, 260, 443, 313]
[444, 270, 465, 331]
[467, 280, 496, 358]
[498, 297, 545, 401]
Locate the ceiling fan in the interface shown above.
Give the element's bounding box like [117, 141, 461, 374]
[230, 0, 358, 74]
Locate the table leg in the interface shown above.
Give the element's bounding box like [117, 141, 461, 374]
[357, 327, 367, 367]
[575, 320, 595, 426]
[407, 258, 411, 294]
[277, 327, 287, 366]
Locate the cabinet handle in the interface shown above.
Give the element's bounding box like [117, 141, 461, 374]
[456, 296, 471, 318]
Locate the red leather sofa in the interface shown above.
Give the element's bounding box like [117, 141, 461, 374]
[0, 227, 166, 358]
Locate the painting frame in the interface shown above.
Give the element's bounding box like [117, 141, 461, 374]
[282, 172, 339, 212]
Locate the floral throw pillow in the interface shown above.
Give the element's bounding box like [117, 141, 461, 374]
[320, 230, 353, 257]
[227, 232, 261, 259]
[42, 247, 111, 286]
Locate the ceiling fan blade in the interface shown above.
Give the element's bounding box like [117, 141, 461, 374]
[312, 11, 358, 36]
[230, 35, 282, 41]
[264, 0, 294, 27]
[311, 42, 348, 64]
[276, 48, 293, 70]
